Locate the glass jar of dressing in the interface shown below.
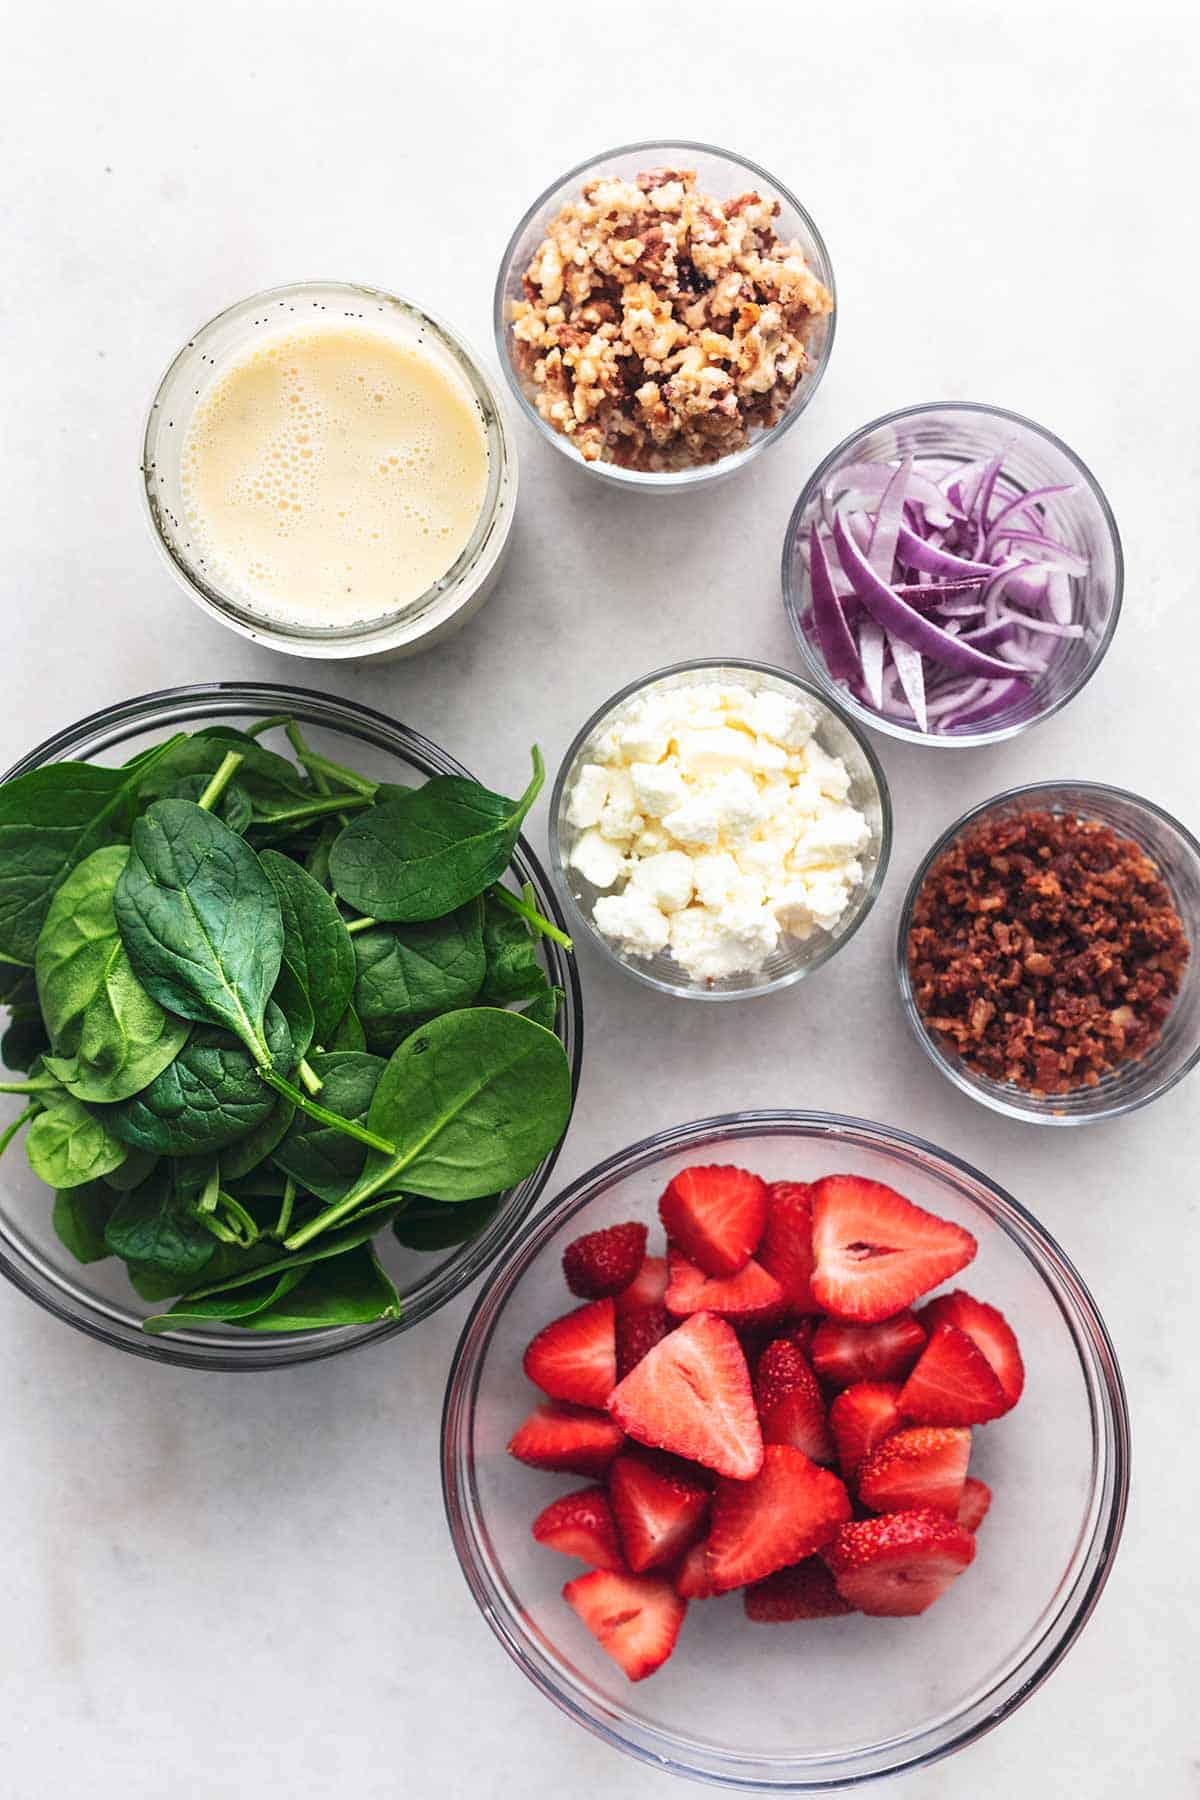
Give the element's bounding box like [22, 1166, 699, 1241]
[143, 281, 518, 660]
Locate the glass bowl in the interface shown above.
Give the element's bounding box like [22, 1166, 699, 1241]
[549, 660, 891, 1000]
[442, 1110, 1129, 1790]
[0, 683, 583, 1370]
[782, 402, 1123, 745]
[897, 781, 1200, 1124]
[142, 281, 518, 661]
[494, 141, 836, 491]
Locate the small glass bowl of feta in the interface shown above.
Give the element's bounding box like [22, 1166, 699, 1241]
[549, 660, 892, 998]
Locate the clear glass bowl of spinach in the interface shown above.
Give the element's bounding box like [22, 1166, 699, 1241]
[0, 684, 583, 1369]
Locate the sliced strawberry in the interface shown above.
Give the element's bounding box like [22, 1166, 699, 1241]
[523, 1298, 617, 1409]
[673, 1539, 718, 1600]
[614, 1255, 669, 1317]
[810, 1175, 977, 1323]
[757, 1180, 819, 1312]
[508, 1403, 625, 1477]
[607, 1312, 763, 1481]
[920, 1290, 1025, 1412]
[828, 1381, 904, 1480]
[810, 1311, 927, 1387]
[615, 1304, 671, 1381]
[563, 1220, 648, 1299]
[563, 1569, 686, 1682]
[707, 1445, 851, 1591]
[665, 1248, 785, 1321]
[957, 1476, 992, 1533]
[532, 1486, 627, 1571]
[857, 1426, 971, 1518]
[744, 1557, 854, 1622]
[899, 1323, 1007, 1426]
[608, 1449, 710, 1573]
[824, 1509, 975, 1616]
[659, 1164, 767, 1278]
[788, 1316, 818, 1356]
[753, 1338, 835, 1465]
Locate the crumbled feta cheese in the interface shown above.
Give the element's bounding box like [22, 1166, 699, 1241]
[569, 828, 626, 890]
[566, 763, 610, 830]
[631, 759, 687, 819]
[630, 851, 694, 915]
[592, 888, 670, 957]
[563, 678, 871, 981]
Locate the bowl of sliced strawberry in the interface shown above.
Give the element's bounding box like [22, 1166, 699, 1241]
[442, 1113, 1129, 1790]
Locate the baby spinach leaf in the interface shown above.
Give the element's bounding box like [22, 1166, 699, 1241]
[2, 1009, 49, 1072]
[52, 1181, 116, 1263]
[162, 1201, 400, 1309]
[115, 799, 283, 1063]
[285, 1008, 572, 1245]
[352, 900, 485, 1042]
[260, 850, 355, 1042]
[520, 987, 562, 1032]
[392, 1191, 503, 1252]
[142, 1264, 310, 1332]
[35, 845, 191, 1103]
[105, 1165, 215, 1285]
[478, 889, 550, 1005]
[235, 1243, 400, 1330]
[219, 1093, 295, 1180]
[103, 1003, 292, 1155]
[328, 747, 544, 923]
[0, 741, 181, 965]
[102, 1145, 159, 1191]
[138, 735, 310, 815]
[271, 961, 315, 1064]
[272, 1051, 384, 1202]
[326, 1003, 366, 1052]
[0, 965, 37, 1007]
[27, 1085, 129, 1188]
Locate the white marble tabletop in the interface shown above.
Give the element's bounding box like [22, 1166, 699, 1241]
[2, 1, 1196, 1794]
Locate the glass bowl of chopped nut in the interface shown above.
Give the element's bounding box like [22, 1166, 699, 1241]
[898, 781, 1200, 1124]
[494, 142, 836, 488]
[549, 659, 891, 999]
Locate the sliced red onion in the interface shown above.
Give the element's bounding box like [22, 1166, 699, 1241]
[895, 523, 996, 580]
[984, 483, 1075, 552]
[808, 525, 861, 681]
[986, 529, 1088, 576]
[858, 617, 885, 709]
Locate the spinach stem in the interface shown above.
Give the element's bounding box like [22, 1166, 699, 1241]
[298, 1056, 324, 1095]
[255, 792, 374, 829]
[244, 714, 293, 740]
[256, 1065, 396, 1155]
[0, 1103, 39, 1159]
[217, 1189, 260, 1245]
[273, 1175, 296, 1241]
[0, 1079, 57, 1095]
[197, 1163, 221, 1213]
[197, 751, 244, 812]
[491, 884, 573, 950]
[344, 915, 376, 936]
[292, 748, 378, 799]
[286, 721, 351, 830]
[197, 1211, 240, 1245]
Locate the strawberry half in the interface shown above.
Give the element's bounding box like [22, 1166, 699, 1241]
[665, 1248, 785, 1321]
[508, 1403, 625, 1478]
[828, 1381, 903, 1480]
[563, 1570, 686, 1682]
[615, 1303, 671, 1381]
[856, 1426, 971, 1519]
[523, 1297, 617, 1410]
[532, 1486, 627, 1571]
[707, 1445, 851, 1591]
[824, 1509, 975, 1616]
[810, 1311, 927, 1387]
[754, 1337, 835, 1465]
[608, 1449, 710, 1573]
[957, 1476, 992, 1533]
[607, 1312, 763, 1481]
[810, 1175, 977, 1323]
[920, 1290, 1025, 1412]
[744, 1557, 854, 1622]
[673, 1538, 718, 1600]
[614, 1255, 669, 1317]
[563, 1221, 648, 1299]
[899, 1323, 1007, 1426]
[659, 1164, 767, 1278]
[757, 1181, 819, 1312]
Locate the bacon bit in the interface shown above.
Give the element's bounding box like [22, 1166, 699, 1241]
[908, 809, 1190, 1095]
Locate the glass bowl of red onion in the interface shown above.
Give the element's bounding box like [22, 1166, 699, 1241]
[781, 403, 1123, 746]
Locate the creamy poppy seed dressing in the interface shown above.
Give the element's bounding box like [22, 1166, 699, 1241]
[180, 321, 489, 625]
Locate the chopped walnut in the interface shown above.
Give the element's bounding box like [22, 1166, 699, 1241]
[507, 167, 833, 471]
